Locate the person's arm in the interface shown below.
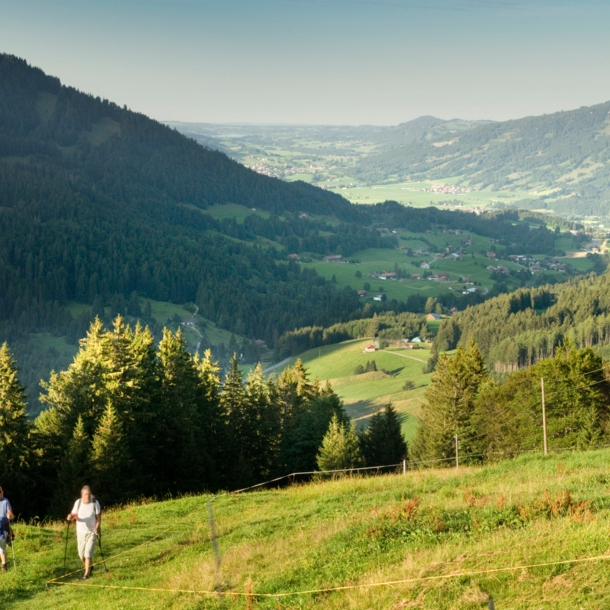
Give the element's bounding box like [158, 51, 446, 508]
[6, 501, 13, 521]
[67, 502, 78, 521]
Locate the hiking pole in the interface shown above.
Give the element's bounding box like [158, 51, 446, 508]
[10, 536, 16, 570]
[63, 519, 72, 575]
[97, 528, 109, 574]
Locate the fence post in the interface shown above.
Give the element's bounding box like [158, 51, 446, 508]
[541, 377, 548, 456]
[454, 435, 459, 470]
[403, 459, 406, 475]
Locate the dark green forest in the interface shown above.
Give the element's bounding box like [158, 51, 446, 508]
[0, 322, 406, 519]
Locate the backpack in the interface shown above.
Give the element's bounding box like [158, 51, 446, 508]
[75, 497, 101, 520]
[0, 499, 14, 543]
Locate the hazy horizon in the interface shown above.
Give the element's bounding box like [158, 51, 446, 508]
[2, 0, 610, 126]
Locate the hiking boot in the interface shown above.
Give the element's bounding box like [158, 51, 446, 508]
[1, 564, 7, 572]
[82, 572, 90, 580]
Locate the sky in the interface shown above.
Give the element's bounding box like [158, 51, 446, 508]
[1, 0, 610, 125]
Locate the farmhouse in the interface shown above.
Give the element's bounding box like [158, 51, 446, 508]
[420, 262, 430, 270]
[377, 271, 397, 280]
[363, 344, 377, 353]
[426, 313, 442, 321]
[357, 290, 368, 297]
[373, 294, 386, 302]
[288, 254, 300, 260]
[181, 317, 197, 327]
[486, 251, 497, 259]
[323, 255, 343, 262]
[410, 336, 423, 343]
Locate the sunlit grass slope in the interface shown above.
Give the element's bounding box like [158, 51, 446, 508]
[272, 339, 432, 440]
[8, 449, 610, 609]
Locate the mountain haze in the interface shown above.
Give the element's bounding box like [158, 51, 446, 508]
[357, 102, 610, 215]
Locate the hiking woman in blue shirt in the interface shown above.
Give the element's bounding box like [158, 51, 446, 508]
[0, 486, 14, 573]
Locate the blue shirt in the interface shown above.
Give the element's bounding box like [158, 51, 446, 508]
[0, 497, 12, 540]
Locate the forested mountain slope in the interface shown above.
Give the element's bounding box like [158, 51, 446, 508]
[356, 102, 610, 215]
[434, 272, 610, 372]
[0, 54, 374, 398]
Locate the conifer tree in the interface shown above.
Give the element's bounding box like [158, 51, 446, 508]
[316, 414, 363, 471]
[360, 404, 408, 466]
[157, 327, 204, 493]
[0, 342, 30, 504]
[220, 354, 252, 487]
[244, 364, 281, 479]
[282, 390, 349, 473]
[91, 403, 130, 503]
[52, 415, 90, 515]
[411, 341, 487, 463]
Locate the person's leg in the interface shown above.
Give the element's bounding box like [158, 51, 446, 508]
[83, 533, 96, 578]
[0, 539, 7, 570]
[77, 531, 87, 572]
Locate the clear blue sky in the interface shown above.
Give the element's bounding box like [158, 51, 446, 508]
[1, 0, 609, 125]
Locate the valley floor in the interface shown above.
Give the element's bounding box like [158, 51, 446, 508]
[7, 449, 610, 609]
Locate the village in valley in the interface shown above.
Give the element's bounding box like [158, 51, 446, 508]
[301, 222, 595, 311]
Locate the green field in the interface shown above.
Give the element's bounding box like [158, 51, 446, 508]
[302, 236, 517, 303]
[323, 179, 542, 211]
[271, 339, 433, 441]
[205, 203, 271, 223]
[8, 449, 610, 609]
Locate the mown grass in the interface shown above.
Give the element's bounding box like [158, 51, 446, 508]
[273, 339, 433, 440]
[7, 449, 610, 609]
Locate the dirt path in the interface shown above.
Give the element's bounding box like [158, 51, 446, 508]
[379, 349, 427, 363]
[190, 305, 203, 352]
[263, 356, 293, 375]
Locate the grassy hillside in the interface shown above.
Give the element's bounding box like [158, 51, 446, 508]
[7, 449, 610, 609]
[271, 339, 432, 441]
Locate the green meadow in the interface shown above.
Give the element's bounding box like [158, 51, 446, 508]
[323, 180, 542, 211]
[272, 339, 433, 441]
[7, 449, 610, 609]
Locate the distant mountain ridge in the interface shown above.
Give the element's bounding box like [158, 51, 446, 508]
[356, 102, 610, 216]
[167, 115, 488, 154]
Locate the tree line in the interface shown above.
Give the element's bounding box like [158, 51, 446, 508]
[412, 341, 610, 464]
[0, 317, 407, 520]
[431, 272, 610, 373]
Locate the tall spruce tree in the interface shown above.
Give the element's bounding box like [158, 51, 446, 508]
[281, 389, 349, 473]
[360, 404, 408, 466]
[157, 327, 206, 494]
[244, 364, 281, 480]
[316, 414, 363, 471]
[220, 354, 252, 488]
[91, 403, 130, 503]
[0, 342, 30, 506]
[411, 341, 487, 463]
[52, 415, 91, 516]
